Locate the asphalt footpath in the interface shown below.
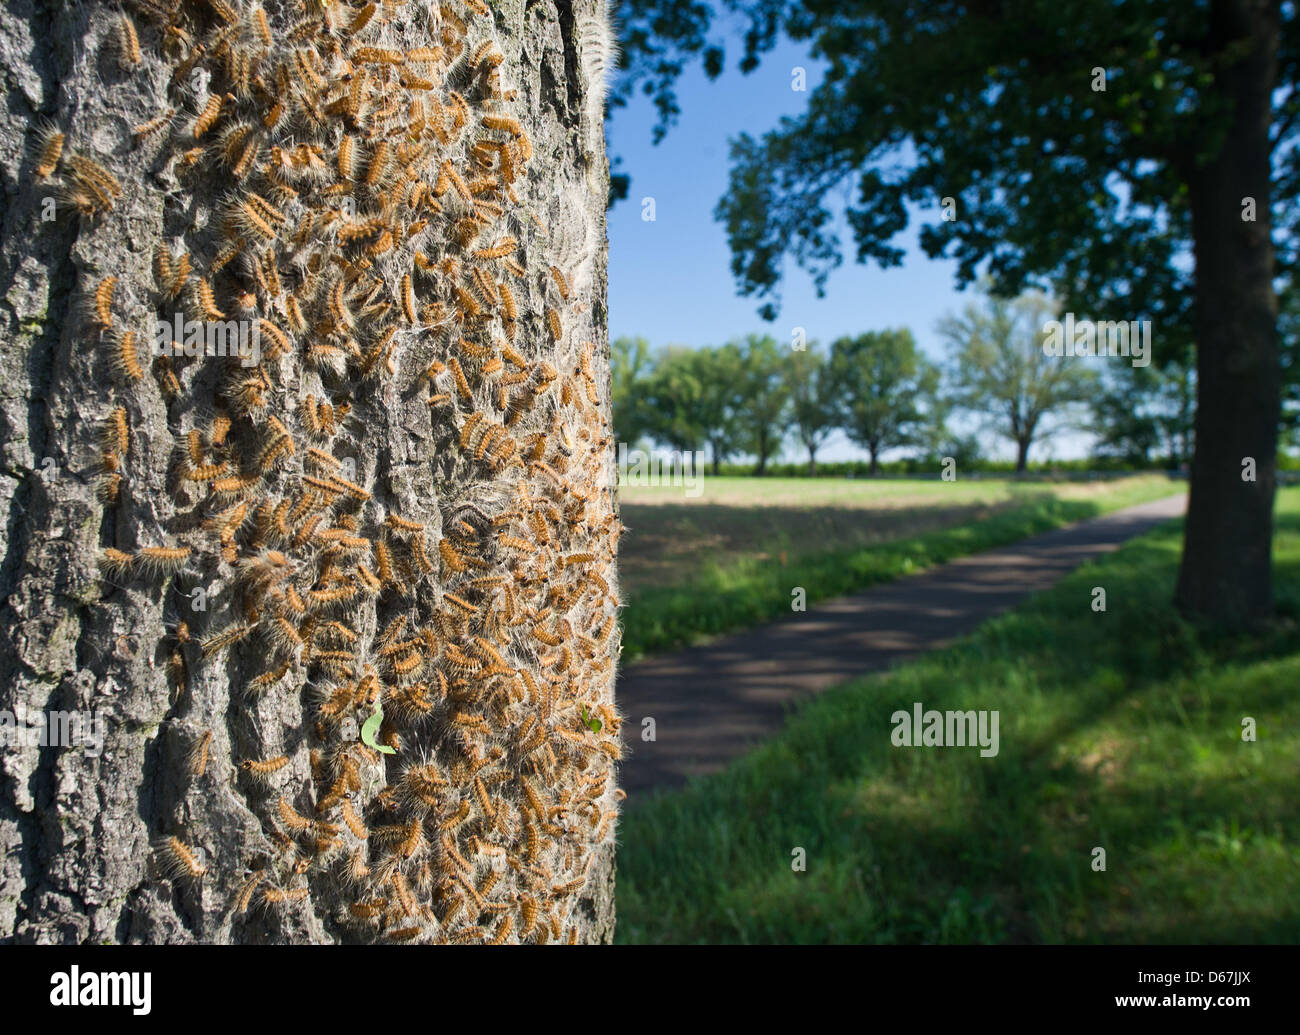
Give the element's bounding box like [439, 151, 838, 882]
[616, 493, 1188, 797]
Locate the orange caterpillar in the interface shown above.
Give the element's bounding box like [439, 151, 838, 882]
[153, 836, 205, 880]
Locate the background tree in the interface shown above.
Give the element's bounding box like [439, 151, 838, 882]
[642, 345, 709, 455]
[786, 343, 841, 474]
[830, 328, 938, 475]
[693, 344, 747, 475]
[937, 433, 985, 472]
[1092, 357, 1196, 467]
[1281, 282, 1300, 452]
[1090, 366, 1166, 467]
[734, 335, 791, 475]
[619, 0, 1298, 623]
[940, 289, 1096, 473]
[611, 335, 656, 447]
[0, 0, 619, 944]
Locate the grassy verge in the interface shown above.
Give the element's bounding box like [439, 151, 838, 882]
[621, 476, 1179, 661]
[615, 488, 1300, 944]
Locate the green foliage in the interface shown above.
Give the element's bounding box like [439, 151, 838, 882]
[1091, 359, 1195, 467]
[1282, 285, 1300, 451]
[830, 328, 941, 473]
[638, 343, 749, 466]
[616, 488, 1300, 944]
[693, 1, 1298, 336]
[939, 286, 1096, 471]
[360, 703, 395, 755]
[707, 458, 1168, 478]
[639, 345, 711, 453]
[611, 336, 656, 446]
[621, 477, 1176, 661]
[785, 343, 841, 473]
[733, 335, 792, 473]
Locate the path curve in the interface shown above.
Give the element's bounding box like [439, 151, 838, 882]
[616, 493, 1187, 796]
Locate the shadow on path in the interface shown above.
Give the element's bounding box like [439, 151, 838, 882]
[617, 494, 1188, 797]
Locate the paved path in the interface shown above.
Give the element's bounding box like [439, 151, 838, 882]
[616, 494, 1187, 797]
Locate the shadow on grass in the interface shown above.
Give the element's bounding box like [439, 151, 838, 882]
[615, 504, 1300, 945]
[622, 494, 1126, 661]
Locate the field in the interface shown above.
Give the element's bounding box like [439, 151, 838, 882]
[616, 474, 1181, 659]
[614, 487, 1300, 944]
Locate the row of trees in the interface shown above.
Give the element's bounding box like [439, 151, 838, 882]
[614, 286, 1204, 474]
[612, 0, 1298, 625]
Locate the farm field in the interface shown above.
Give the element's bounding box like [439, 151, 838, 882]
[616, 474, 1181, 659]
[615, 488, 1300, 944]
[616, 475, 1177, 595]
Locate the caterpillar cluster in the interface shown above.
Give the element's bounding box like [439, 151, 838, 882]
[74, 0, 620, 943]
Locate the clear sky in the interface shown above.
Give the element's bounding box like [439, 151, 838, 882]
[603, 37, 1094, 463]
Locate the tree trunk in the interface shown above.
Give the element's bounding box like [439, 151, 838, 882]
[806, 449, 816, 476]
[1015, 438, 1030, 473]
[0, 0, 619, 944]
[868, 446, 879, 475]
[1175, 0, 1280, 625]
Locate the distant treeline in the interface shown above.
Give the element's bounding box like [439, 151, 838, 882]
[613, 285, 1218, 476]
[704, 459, 1182, 479]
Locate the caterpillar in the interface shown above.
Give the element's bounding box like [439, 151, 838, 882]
[233, 872, 265, 914]
[251, 5, 272, 48]
[350, 1, 377, 34]
[91, 276, 117, 329]
[277, 796, 314, 834]
[115, 14, 142, 69]
[103, 406, 128, 457]
[201, 623, 251, 658]
[99, 547, 133, 575]
[195, 278, 225, 321]
[474, 237, 517, 260]
[549, 266, 571, 300]
[153, 836, 205, 881]
[187, 729, 213, 777]
[33, 127, 64, 179]
[241, 755, 291, 780]
[262, 887, 310, 906]
[133, 545, 190, 575]
[193, 94, 224, 139]
[64, 154, 122, 211]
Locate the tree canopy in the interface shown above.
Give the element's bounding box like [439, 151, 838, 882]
[612, 0, 1299, 623]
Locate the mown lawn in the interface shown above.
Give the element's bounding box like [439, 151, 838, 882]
[619, 474, 1180, 660]
[615, 488, 1300, 944]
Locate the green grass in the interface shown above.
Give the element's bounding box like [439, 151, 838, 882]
[615, 488, 1300, 944]
[619, 475, 1179, 661]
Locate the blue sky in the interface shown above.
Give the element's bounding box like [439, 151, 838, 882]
[603, 37, 1094, 463]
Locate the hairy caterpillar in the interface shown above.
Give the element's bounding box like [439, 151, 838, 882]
[187, 729, 213, 777]
[114, 14, 142, 69]
[91, 276, 117, 329]
[153, 836, 205, 881]
[33, 127, 64, 179]
[193, 94, 224, 139]
[102, 406, 128, 457]
[241, 755, 291, 780]
[56, 0, 621, 941]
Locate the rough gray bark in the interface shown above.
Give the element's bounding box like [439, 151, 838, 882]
[0, 0, 618, 944]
